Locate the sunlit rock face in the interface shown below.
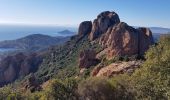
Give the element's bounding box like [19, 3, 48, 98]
[77, 11, 154, 58]
[89, 11, 120, 40]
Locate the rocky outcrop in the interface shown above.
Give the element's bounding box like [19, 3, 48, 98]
[91, 63, 104, 76]
[0, 53, 43, 86]
[79, 49, 99, 68]
[89, 11, 120, 40]
[77, 11, 154, 78]
[78, 21, 92, 36]
[78, 11, 154, 59]
[93, 61, 142, 77]
[137, 28, 154, 55]
[99, 22, 139, 58]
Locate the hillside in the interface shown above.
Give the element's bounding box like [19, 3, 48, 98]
[0, 11, 169, 100]
[0, 34, 70, 51]
[33, 11, 154, 82]
[0, 10, 153, 88]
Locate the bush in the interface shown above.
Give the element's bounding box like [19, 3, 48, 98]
[78, 77, 134, 100]
[78, 77, 114, 100]
[41, 78, 79, 100]
[131, 36, 170, 99]
[0, 86, 24, 100]
[124, 55, 129, 62]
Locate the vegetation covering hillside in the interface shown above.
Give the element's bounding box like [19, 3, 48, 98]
[0, 34, 70, 51]
[0, 11, 169, 100]
[35, 34, 102, 82]
[0, 36, 169, 100]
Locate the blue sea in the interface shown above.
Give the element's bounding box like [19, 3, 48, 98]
[0, 48, 17, 52]
[0, 24, 77, 41]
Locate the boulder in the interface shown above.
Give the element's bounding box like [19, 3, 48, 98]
[79, 49, 99, 68]
[78, 21, 92, 36]
[89, 11, 120, 40]
[137, 27, 154, 55]
[93, 61, 142, 77]
[91, 63, 104, 76]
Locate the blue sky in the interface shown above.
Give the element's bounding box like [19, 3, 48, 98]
[0, 0, 169, 28]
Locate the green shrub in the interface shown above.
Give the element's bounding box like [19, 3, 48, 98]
[0, 86, 24, 100]
[124, 55, 129, 62]
[78, 77, 134, 100]
[40, 78, 79, 100]
[131, 36, 170, 99]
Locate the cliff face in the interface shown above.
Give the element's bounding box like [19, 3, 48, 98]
[78, 11, 154, 59]
[78, 11, 154, 77]
[89, 11, 120, 40]
[0, 53, 43, 86]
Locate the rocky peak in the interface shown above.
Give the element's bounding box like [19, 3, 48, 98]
[85, 12, 153, 57]
[99, 22, 139, 58]
[89, 11, 120, 40]
[78, 21, 92, 36]
[137, 27, 154, 55]
[77, 11, 154, 68]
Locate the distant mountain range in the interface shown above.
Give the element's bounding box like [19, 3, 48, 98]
[149, 27, 170, 33]
[0, 34, 70, 52]
[148, 27, 170, 41]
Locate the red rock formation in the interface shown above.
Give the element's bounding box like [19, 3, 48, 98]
[78, 21, 92, 36]
[99, 22, 139, 58]
[79, 49, 99, 68]
[137, 27, 154, 55]
[77, 11, 154, 58]
[94, 61, 142, 77]
[89, 11, 120, 40]
[91, 64, 104, 76]
[0, 53, 43, 86]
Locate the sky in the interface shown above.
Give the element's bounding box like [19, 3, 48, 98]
[0, 0, 169, 28]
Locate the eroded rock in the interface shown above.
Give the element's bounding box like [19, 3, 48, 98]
[99, 22, 139, 58]
[79, 49, 99, 68]
[89, 11, 120, 40]
[78, 21, 92, 36]
[0, 53, 43, 86]
[137, 27, 154, 55]
[94, 61, 142, 77]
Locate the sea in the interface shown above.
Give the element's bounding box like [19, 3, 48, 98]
[0, 48, 17, 52]
[0, 24, 77, 41]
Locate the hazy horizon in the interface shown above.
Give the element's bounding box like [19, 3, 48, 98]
[0, 25, 77, 41]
